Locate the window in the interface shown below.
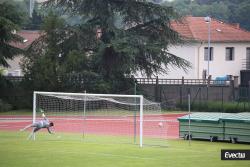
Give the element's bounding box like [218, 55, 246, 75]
[204, 47, 213, 61]
[226, 47, 234, 61]
[247, 48, 250, 69]
[247, 48, 250, 57]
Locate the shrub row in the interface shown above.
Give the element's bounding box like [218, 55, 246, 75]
[0, 99, 12, 112]
[178, 101, 250, 113]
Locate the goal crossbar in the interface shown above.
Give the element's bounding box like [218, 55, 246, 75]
[34, 91, 143, 98]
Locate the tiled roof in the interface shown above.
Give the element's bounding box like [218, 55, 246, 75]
[171, 16, 250, 42]
[10, 30, 41, 49]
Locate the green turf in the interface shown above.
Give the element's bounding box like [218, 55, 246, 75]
[0, 109, 32, 115]
[0, 131, 250, 167]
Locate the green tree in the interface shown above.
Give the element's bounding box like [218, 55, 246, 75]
[45, 0, 190, 78]
[163, 0, 250, 31]
[23, 0, 191, 93]
[24, 9, 43, 30]
[229, 2, 250, 31]
[193, 1, 230, 21]
[22, 12, 106, 93]
[22, 12, 66, 91]
[23, 0, 44, 30]
[0, 2, 24, 67]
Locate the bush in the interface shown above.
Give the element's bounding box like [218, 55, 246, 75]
[4, 94, 32, 110]
[177, 101, 250, 113]
[0, 99, 12, 112]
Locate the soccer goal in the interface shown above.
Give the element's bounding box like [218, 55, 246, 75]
[33, 91, 168, 147]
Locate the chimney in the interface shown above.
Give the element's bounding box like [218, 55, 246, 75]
[232, 23, 240, 29]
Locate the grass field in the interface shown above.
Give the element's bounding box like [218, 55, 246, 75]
[0, 131, 250, 167]
[0, 110, 32, 115]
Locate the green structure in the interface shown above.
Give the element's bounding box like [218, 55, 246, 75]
[178, 112, 250, 143]
[178, 113, 231, 141]
[178, 113, 232, 141]
[221, 113, 250, 143]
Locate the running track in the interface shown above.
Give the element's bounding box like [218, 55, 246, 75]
[0, 113, 186, 139]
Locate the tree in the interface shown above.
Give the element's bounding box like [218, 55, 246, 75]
[24, 9, 43, 30]
[23, 0, 44, 30]
[22, 12, 105, 92]
[22, 12, 66, 91]
[45, 0, 190, 78]
[23, 0, 191, 93]
[163, 0, 250, 31]
[229, 2, 250, 31]
[0, 2, 24, 67]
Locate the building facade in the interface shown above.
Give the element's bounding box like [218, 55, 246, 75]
[3, 30, 41, 76]
[152, 17, 250, 80]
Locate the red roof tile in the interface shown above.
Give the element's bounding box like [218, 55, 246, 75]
[171, 16, 250, 42]
[10, 30, 41, 49]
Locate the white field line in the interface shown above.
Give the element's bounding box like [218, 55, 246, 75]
[0, 118, 31, 121]
[0, 125, 9, 127]
[52, 118, 178, 123]
[0, 117, 178, 122]
[0, 117, 179, 124]
[0, 125, 24, 128]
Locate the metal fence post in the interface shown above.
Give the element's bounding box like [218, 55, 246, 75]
[180, 76, 185, 106]
[155, 76, 159, 102]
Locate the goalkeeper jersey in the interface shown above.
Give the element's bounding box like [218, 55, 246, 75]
[35, 119, 50, 128]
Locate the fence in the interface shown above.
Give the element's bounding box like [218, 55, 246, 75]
[3, 76, 23, 82]
[1, 76, 250, 112]
[136, 77, 232, 86]
[136, 77, 250, 112]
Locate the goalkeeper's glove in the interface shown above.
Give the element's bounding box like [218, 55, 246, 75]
[39, 108, 44, 113]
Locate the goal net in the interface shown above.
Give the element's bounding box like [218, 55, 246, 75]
[33, 91, 168, 147]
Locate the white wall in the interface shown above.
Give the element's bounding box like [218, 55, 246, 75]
[165, 42, 250, 80]
[4, 42, 250, 80]
[135, 44, 198, 79]
[4, 55, 23, 76]
[158, 44, 197, 79]
[136, 42, 250, 81]
[198, 42, 250, 80]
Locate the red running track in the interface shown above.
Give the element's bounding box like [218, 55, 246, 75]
[0, 113, 186, 139]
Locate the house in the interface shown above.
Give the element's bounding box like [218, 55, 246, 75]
[155, 16, 250, 81]
[5, 17, 250, 82]
[3, 30, 41, 76]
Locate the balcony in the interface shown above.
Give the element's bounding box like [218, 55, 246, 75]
[242, 59, 250, 70]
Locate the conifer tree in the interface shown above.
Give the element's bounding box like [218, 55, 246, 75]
[45, 0, 190, 78]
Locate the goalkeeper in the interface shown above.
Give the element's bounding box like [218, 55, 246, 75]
[20, 110, 54, 139]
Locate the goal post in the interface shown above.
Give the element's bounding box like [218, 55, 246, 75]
[33, 91, 166, 147]
[32, 91, 37, 140]
[139, 95, 143, 148]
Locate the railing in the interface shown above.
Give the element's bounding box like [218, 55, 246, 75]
[3, 76, 232, 86]
[242, 59, 250, 70]
[3, 76, 24, 82]
[136, 77, 231, 86]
